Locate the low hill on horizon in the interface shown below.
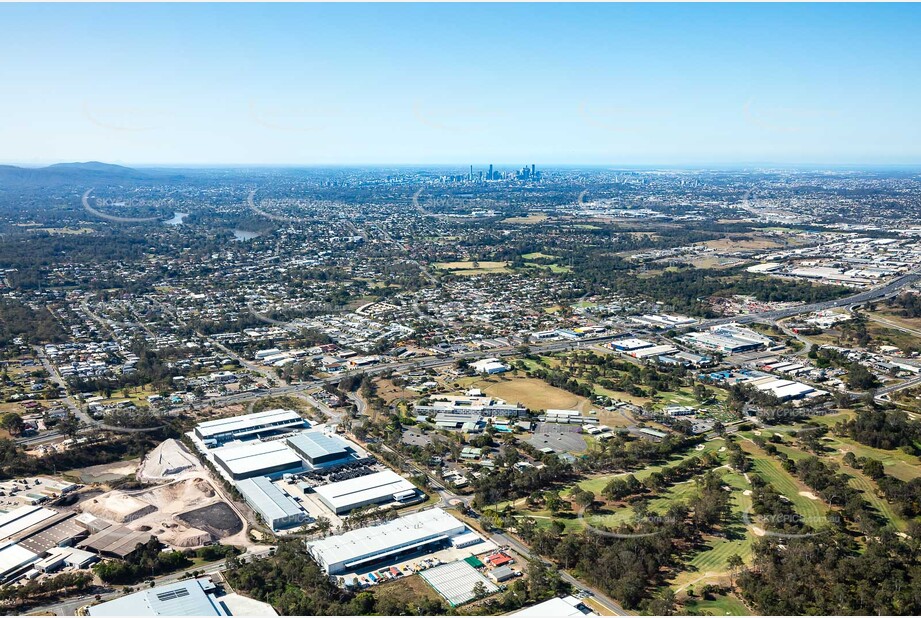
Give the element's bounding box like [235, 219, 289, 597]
[0, 161, 181, 188]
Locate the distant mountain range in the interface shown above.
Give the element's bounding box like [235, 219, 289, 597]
[0, 161, 178, 187]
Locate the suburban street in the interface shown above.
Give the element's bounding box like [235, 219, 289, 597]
[20, 266, 921, 451]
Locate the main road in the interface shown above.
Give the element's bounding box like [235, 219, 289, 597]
[705, 269, 921, 327]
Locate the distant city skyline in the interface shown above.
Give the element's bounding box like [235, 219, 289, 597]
[2, 3, 920, 166]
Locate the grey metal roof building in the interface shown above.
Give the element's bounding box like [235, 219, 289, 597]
[194, 409, 306, 446]
[212, 440, 304, 480]
[88, 578, 228, 616]
[236, 476, 307, 532]
[488, 564, 517, 582]
[78, 524, 156, 559]
[11, 511, 86, 556]
[285, 431, 353, 467]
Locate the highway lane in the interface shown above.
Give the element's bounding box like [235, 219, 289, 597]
[865, 312, 921, 338]
[705, 270, 921, 328]
[876, 373, 921, 397]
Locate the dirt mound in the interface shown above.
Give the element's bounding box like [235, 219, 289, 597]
[176, 501, 243, 538]
[138, 439, 203, 481]
[82, 492, 156, 523]
[173, 528, 213, 547]
[135, 478, 216, 514]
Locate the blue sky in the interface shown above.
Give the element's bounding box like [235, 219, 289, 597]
[1, 3, 919, 166]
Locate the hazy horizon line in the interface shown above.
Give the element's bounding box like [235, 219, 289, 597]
[6, 160, 921, 171]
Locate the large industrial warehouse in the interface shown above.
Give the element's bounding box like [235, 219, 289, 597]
[0, 505, 91, 581]
[194, 409, 306, 447]
[212, 440, 304, 480]
[306, 508, 468, 574]
[236, 476, 308, 531]
[286, 431, 355, 468]
[88, 578, 228, 616]
[312, 469, 417, 514]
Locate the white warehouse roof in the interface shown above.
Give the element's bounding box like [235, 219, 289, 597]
[771, 383, 816, 400]
[195, 409, 304, 441]
[212, 440, 303, 479]
[753, 378, 794, 391]
[307, 508, 466, 574]
[0, 541, 39, 581]
[613, 338, 654, 350]
[313, 470, 415, 513]
[0, 506, 58, 543]
[511, 595, 596, 616]
[88, 578, 227, 616]
[631, 344, 678, 358]
[419, 559, 499, 606]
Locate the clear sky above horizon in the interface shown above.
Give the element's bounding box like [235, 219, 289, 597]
[1, 3, 920, 166]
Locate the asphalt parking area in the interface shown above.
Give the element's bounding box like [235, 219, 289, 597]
[526, 423, 587, 453]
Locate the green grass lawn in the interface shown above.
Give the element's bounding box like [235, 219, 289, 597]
[584, 478, 702, 530]
[686, 533, 754, 578]
[656, 390, 700, 407]
[770, 442, 814, 462]
[522, 261, 573, 274]
[651, 387, 729, 417]
[748, 428, 912, 532]
[684, 593, 752, 616]
[529, 512, 587, 533]
[807, 410, 855, 427]
[765, 431, 910, 532]
[741, 441, 829, 524]
[669, 470, 755, 592]
[820, 434, 921, 481]
[571, 440, 726, 496]
[513, 357, 560, 373]
[843, 464, 908, 531]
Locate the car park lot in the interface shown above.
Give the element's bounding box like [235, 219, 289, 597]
[526, 423, 587, 454]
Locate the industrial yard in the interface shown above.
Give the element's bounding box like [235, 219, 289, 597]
[77, 477, 247, 548]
